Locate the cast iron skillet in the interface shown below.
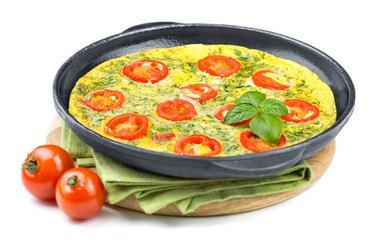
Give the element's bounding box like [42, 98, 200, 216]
[53, 22, 355, 178]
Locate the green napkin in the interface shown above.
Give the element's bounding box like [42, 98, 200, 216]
[61, 122, 312, 215]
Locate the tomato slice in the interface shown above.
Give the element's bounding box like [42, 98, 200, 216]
[175, 134, 222, 156]
[198, 55, 241, 77]
[281, 99, 320, 123]
[252, 70, 290, 90]
[214, 104, 251, 126]
[122, 60, 168, 84]
[157, 98, 198, 121]
[81, 89, 125, 112]
[152, 132, 176, 141]
[180, 83, 218, 103]
[104, 113, 148, 140]
[240, 131, 286, 153]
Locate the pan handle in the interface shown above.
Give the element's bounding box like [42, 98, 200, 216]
[123, 22, 181, 33]
[208, 148, 306, 176]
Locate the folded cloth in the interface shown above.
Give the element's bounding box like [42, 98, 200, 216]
[61, 122, 312, 215]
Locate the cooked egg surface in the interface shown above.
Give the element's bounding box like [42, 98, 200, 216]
[69, 44, 336, 156]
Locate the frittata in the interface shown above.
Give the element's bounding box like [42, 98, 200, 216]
[68, 44, 336, 156]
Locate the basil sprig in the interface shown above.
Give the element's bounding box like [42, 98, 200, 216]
[224, 91, 288, 145]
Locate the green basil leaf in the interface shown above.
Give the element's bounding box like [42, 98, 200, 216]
[235, 91, 266, 107]
[224, 104, 257, 124]
[249, 113, 284, 146]
[260, 99, 288, 116]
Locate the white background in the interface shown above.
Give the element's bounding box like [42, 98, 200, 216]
[1, 0, 373, 241]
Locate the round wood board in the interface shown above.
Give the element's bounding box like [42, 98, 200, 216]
[47, 117, 335, 216]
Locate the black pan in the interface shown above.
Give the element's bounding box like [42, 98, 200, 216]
[53, 22, 355, 178]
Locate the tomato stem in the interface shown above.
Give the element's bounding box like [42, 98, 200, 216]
[23, 160, 38, 175]
[67, 175, 78, 187]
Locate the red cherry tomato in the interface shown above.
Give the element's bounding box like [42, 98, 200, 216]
[55, 168, 106, 220]
[281, 99, 320, 123]
[122, 60, 169, 84]
[151, 132, 176, 141]
[157, 98, 198, 121]
[198, 55, 241, 77]
[181, 83, 218, 103]
[240, 131, 286, 153]
[104, 113, 148, 140]
[21, 145, 74, 200]
[214, 104, 251, 126]
[175, 134, 222, 156]
[252, 70, 290, 90]
[81, 89, 125, 112]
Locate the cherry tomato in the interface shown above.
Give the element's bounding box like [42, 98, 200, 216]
[81, 89, 125, 112]
[240, 130, 286, 153]
[175, 134, 222, 156]
[21, 145, 74, 200]
[104, 113, 148, 140]
[281, 99, 320, 123]
[151, 132, 176, 141]
[214, 104, 251, 126]
[181, 83, 218, 103]
[122, 60, 169, 84]
[55, 168, 105, 220]
[157, 98, 198, 121]
[252, 70, 290, 90]
[198, 55, 241, 77]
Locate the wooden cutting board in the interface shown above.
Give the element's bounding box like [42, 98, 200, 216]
[46, 118, 335, 216]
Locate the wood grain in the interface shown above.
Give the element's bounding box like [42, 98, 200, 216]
[47, 120, 335, 216]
